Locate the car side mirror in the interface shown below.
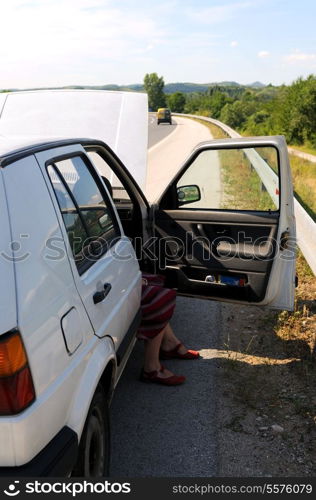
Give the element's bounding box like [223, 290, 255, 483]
[177, 185, 201, 206]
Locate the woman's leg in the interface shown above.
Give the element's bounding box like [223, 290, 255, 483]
[161, 323, 200, 359]
[161, 323, 193, 355]
[143, 327, 178, 378]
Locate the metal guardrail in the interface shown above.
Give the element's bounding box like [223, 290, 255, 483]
[176, 113, 316, 275]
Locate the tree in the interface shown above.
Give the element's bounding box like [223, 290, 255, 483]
[167, 92, 186, 113]
[278, 75, 316, 145]
[220, 100, 257, 130]
[220, 101, 246, 129]
[143, 73, 166, 110]
[208, 91, 230, 119]
[245, 110, 272, 135]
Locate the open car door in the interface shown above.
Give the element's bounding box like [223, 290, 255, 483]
[154, 136, 296, 311]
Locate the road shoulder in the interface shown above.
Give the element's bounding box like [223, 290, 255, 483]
[218, 290, 315, 476]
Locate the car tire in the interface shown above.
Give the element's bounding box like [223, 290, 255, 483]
[157, 121, 160, 125]
[72, 387, 110, 477]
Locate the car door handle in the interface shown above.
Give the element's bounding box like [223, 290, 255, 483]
[93, 283, 112, 304]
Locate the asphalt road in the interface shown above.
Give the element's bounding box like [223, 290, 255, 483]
[177, 149, 222, 209]
[110, 116, 222, 477]
[147, 112, 177, 149]
[110, 297, 221, 477]
[146, 115, 212, 202]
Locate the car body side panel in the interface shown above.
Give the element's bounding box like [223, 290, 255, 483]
[66, 337, 116, 438]
[1, 154, 102, 466]
[35, 145, 142, 354]
[0, 170, 16, 333]
[3, 155, 94, 393]
[0, 336, 115, 466]
[0, 170, 17, 466]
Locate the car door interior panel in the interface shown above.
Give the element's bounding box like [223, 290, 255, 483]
[151, 137, 296, 308]
[155, 209, 279, 303]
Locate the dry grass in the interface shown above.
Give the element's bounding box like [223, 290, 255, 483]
[188, 116, 229, 139]
[289, 155, 316, 220]
[277, 253, 316, 354]
[218, 252, 316, 476]
[185, 114, 316, 474]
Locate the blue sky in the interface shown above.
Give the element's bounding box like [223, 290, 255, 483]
[1, 0, 316, 88]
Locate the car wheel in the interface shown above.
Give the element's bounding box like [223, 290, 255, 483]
[157, 121, 160, 125]
[72, 387, 110, 477]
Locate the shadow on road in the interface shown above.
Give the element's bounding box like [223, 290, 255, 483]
[110, 296, 221, 477]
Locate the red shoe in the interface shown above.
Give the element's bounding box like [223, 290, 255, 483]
[160, 343, 200, 360]
[140, 365, 186, 386]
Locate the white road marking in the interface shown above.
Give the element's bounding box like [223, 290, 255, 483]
[148, 121, 178, 154]
[146, 116, 213, 202]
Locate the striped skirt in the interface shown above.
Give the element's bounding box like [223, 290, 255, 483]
[137, 274, 177, 340]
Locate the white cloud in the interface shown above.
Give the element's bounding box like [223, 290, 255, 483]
[0, 0, 164, 87]
[258, 51, 269, 58]
[230, 41, 238, 47]
[285, 50, 316, 62]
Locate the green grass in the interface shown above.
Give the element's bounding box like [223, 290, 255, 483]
[289, 155, 316, 221]
[290, 144, 316, 156]
[186, 116, 278, 211]
[187, 116, 316, 220]
[220, 149, 278, 211]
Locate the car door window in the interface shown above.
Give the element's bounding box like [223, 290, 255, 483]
[176, 146, 279, 212]
[87, 151, 131, 202]
[48, 156, 120, 274]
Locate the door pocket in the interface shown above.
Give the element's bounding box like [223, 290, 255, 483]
[165, 266, 251, 301]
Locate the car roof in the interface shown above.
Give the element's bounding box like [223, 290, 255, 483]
[0, 135, 66, 157]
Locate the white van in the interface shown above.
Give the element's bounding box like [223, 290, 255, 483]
[0, 90, 296, 476]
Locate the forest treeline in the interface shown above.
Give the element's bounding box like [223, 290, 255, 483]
[166, 75, 316, 148]
[3, 73, 316, 148]
[140, 71, 316, 218]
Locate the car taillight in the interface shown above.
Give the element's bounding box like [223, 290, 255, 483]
[0, 330, 35, 415]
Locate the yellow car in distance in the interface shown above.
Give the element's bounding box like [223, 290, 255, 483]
[157, 107, 172, 125]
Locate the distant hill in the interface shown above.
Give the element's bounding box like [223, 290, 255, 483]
[247, 81, 266, 88]
[163, 81, 264, 93]
[2, 81, 266, 94]
[164, 83, 210, 93]
[70, 81, 266, 93]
